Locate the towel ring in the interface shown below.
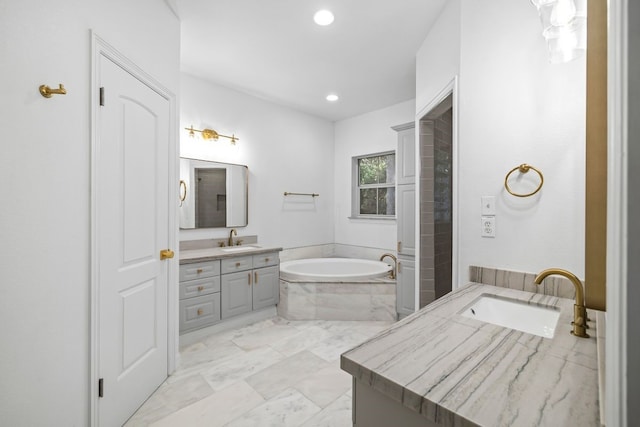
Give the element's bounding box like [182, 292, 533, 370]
[179, 180, 187, 206]
[504, 164, 544, 197]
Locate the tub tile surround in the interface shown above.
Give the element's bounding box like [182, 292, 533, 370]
[278, 279, 396, 322]
[278, 245, 398, 322]
[125, 317, 393, 426]
[469, 265, 576, 299]
[341, 283, 601, 426]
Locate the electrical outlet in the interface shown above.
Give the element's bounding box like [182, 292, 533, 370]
[481, 196, 496, 215]
[481, 216, 495, 237]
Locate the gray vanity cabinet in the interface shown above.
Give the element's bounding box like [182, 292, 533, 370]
[221, 270, 253, 318]
[252, 265, 279, 310]
[179, 260, 222, 333]
[220, 252, 280, 320]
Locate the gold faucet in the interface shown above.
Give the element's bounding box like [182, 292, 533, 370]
[228, 228, 237, 247]
[379, 253, 397, 279]
[533, 268, 589, 338]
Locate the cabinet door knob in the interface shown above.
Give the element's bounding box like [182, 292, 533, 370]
[265, 257, 270, 263]
[397, 242, 402, 252]
[196, 268, 203, 274]
[236, 262, 241, 268]
[197, 286, 204, 291]
[248, 273, 251, 285]
[254, 271, 258, 284]
[197, 308, 203, 316]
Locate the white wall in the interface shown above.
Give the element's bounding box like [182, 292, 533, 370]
[180, 73, 335, 249]
[333, 100, 415, 251]
[0, 1, 180, 425]
[416, 0, 461, 112]
[417, 0, 586, 284]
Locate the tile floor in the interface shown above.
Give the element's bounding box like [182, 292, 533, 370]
[125, 317, 394, 426]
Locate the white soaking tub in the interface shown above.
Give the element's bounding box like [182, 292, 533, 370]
[278, 258, 396, 321]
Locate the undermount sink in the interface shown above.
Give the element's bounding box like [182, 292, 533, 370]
[220, 245, 261, 252]
[460, 294, 560, 338]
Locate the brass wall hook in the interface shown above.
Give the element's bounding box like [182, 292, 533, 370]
[39, 84, 67, 98]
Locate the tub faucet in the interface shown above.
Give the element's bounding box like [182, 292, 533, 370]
[379, 253, 397, 279]
[228, 228, 237, 247]
[533, 268, 589, 338]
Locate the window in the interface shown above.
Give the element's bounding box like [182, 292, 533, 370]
[352, 151, 396, 218]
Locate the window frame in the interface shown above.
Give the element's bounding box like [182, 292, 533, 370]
[351, 150, 396, 219]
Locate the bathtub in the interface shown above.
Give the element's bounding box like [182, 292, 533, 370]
[278, 258, 396, 321]
[280, 257, 392, 281]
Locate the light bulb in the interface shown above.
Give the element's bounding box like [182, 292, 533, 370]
[550, 0, 576, 26]
[314, 10, 334, 26]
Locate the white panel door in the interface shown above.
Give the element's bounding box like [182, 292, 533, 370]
[97, 54, 170, 427]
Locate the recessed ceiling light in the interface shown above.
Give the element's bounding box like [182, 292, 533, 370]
[314, 10, 334, 26]
[326, 94, 339, 102]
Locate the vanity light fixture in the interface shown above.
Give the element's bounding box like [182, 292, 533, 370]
[185, 125, 239, 145]
[326, 94, 339, 102]
[313, 10, 334, 26]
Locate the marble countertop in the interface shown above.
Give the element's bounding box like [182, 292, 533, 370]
[180, 246, 283, 264]
[341, 283, 601, 427]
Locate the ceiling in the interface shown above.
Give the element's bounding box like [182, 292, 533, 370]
[174, 0, 448, 122]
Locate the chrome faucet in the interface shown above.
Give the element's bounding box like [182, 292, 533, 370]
[533, 268, 589, 338]
[379, 253, 398, 279]
[228, 228, 237, 247]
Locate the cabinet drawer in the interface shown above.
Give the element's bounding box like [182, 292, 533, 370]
[179, 276, 221, 300]
[221, 256, 253, 274]
[179, 293, 221, 333]
[179, 260, 220, 281]
[252, 252, 279, 269]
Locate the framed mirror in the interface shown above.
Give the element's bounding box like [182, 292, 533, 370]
[179, 157, 248, 229]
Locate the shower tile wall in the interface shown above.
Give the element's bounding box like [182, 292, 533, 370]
[419, 120, 435, 307]
[420, 108, 453, 308]
[433, 109, 452, 300]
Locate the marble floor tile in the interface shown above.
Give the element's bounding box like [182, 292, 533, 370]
[268, 325, 334, 356]
[125, 374, 214, 426]
[224, 388, 321, 427]
[300, 392, 352, 427]
[293, 363, 352, 408]
[201, 346, 286, 392]
[231, 324, 302, 351]
[306, 331, 370, 362]
[179, 339, 245, 369]
[149, 381, 264, 427]
[128, 316, 396, 427]
[245, 351, 329, 399]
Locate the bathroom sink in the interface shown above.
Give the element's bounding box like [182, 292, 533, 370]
[220, 245, 261, 252]
[460, 294, 560, 338]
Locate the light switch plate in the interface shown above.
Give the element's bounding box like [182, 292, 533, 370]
[481, 216, 496, 237]
[481, 196, 496, 215]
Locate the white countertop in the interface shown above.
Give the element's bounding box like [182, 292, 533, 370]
[179, 246, 283, 264]
[341, 283, 601, 426]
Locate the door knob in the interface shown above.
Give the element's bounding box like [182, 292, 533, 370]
[160, 249, 175, 260]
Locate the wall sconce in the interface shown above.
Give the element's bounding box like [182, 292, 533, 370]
[531, 0, 586, 63]
[185, 125, 239, 145]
